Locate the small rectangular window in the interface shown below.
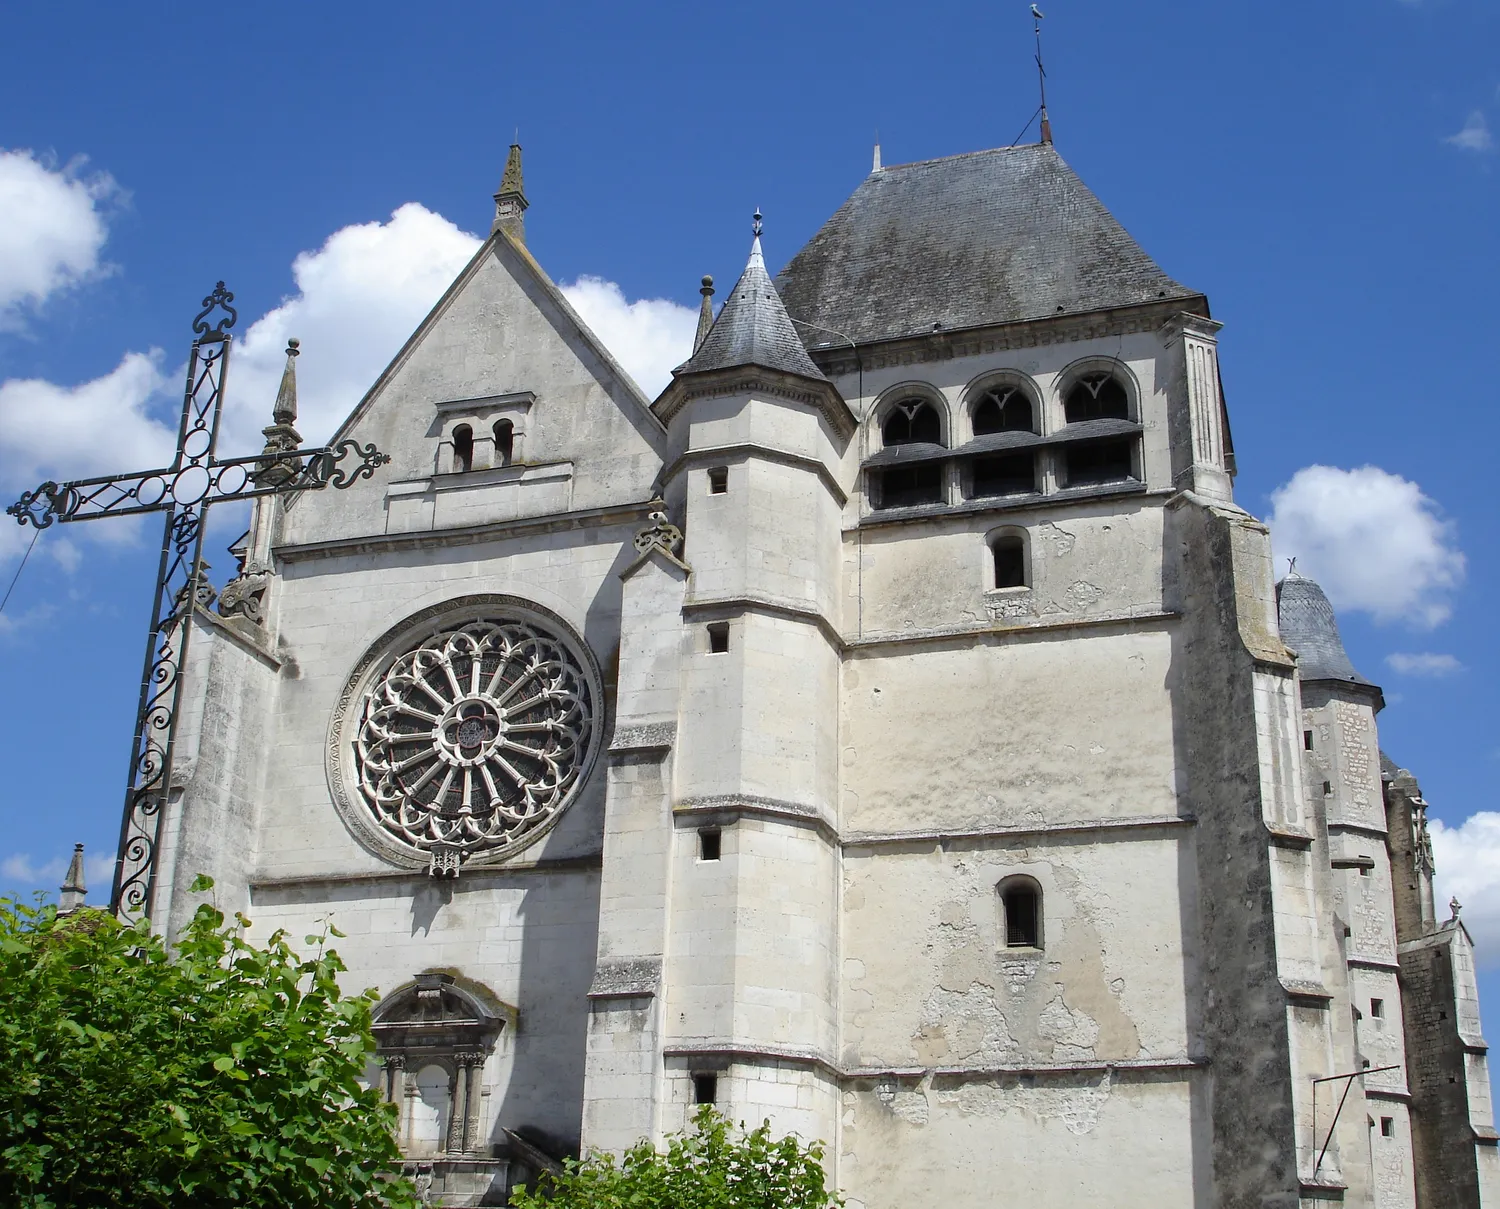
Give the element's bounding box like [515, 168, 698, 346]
[699, 829, 721, 861]
[708, 466, 728, 494]
[1371, 998, 1384, 1018]
[1359, 864, 1370, 877]
[992, 537, 1027, 590]
[1322, 781, 1332, 796]
[969, 453, 1035, 499]
[1380, 1117, 1394, 1138]
[693, 1074, 718, 1105]
[1063, 438, 1134, 488]
[876, 464, 944, 509]
[1002, 884, 1040, 948]
[1303, 730, 1314, 750]
[707, 622, 729, 654]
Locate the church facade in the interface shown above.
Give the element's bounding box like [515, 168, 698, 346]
[138, 138, 1496, 1207]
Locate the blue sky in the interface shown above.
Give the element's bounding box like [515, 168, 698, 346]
[1, 0, 1496, 1035]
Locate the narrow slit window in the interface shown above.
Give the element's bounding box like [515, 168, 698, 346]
[1303, 730, 1314, 750]
[992, 536, 1027, 589]
[1322, 781, 1333, 796]
[1370, 998, 1384, 1019]
[452, 425, 474, 473]
[699, 829, 721, 861]
[1381, 1117, 1394, 1138]
[1000, 879, 1041, 949]
[707, 622, 729, 654]
[492, 419, 514, 466]
[708, 466, 729, 494]
[693, 1074, 718, 1105]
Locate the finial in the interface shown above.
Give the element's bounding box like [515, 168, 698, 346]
[752, 209, 763, 238]
[272, 337, 300, 427]
[492, 140, 529, 242]
[1287, 556, 1298, 577]
[257, 336, 304, 478]
[58, 843, 86, 916]
[1451, 896, 1463, 921]
[873, 133, 882, 172]
[695, 275, 715, 353]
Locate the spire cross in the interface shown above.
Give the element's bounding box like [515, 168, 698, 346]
[6, 282, 391, 923]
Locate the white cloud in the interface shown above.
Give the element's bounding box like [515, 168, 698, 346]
[216, 203, 483, 455]
[1445, 110, 1495, 153]
[0, 201, 697, 570]
[1432, 812, 1500, 967]
[1385, 651, 1464, 676]
[0, 850, 114, 895]
[0, 149, 119, 328]
[558, 276, 696, 399]
[1268, 465, 1465, 628]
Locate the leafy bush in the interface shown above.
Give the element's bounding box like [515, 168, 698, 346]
[0, 879, 417, 1208]
[509, 1106, 841, 1208]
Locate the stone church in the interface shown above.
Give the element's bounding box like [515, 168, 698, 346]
[116, 133, 1496, 1206]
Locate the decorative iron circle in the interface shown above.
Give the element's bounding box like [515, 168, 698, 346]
[328, 597, 602, 869]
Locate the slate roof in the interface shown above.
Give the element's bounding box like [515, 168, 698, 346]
[774, 143, 1202, 348]
[675, 235, 826, 381]
[1276, 574, 1375, 688]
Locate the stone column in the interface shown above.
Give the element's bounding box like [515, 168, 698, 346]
[446, 1060, 469, 1155]
[459, 1051, 486, 1153]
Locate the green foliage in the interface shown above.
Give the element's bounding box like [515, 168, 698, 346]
[509, 1106, 841, 1209]
[0, 881, 417, 1209]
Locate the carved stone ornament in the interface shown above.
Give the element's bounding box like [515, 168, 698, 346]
[327, 596, 603, 873]
[217, 563, 273, 625]
[632, 498, 683, 559]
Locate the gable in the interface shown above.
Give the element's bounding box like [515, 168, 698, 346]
[281, 232, 666, 545]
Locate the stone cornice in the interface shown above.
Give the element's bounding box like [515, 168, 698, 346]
[842, 813, 1194, 851]
[659, 442, 848, 507]
[674, 794, 838, 843]
[248, 853, 602, 893]
[844, 608, 1180, 656]
[274, 499, 654, 563]
[662, 1040, 1205, 1084]
[807, 297, 1210, 379]
[653, 365, 856, 441]
[681, 591, 842, 649]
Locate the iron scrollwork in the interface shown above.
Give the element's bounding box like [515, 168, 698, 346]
[5, 281, 390, 923]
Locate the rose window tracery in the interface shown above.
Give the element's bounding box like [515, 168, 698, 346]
[349, 614, 596, 866]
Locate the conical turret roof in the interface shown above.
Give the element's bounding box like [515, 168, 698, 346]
[675, 219, 825, 381]
[1276, 572, 1374, 688]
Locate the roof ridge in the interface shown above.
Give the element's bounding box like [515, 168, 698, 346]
[877, 142, 1049, 173]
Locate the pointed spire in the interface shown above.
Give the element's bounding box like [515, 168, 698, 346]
[58, 844, 86, 916]
[674, 211, 825, 382]
[492, 141, 529, 242]
[872, 138, 882, 172]
[695, 276, 715, 353]
[273, 338, 299, 427]
[257, 338, 304, 482]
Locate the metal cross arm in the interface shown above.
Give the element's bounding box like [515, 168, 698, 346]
[4, 281, 390, 922]
[6, 440, 390, 530]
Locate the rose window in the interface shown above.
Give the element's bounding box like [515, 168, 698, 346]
[351, 616, 596, 864]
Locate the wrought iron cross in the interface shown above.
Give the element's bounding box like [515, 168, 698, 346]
[7, 283, 390, 922]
